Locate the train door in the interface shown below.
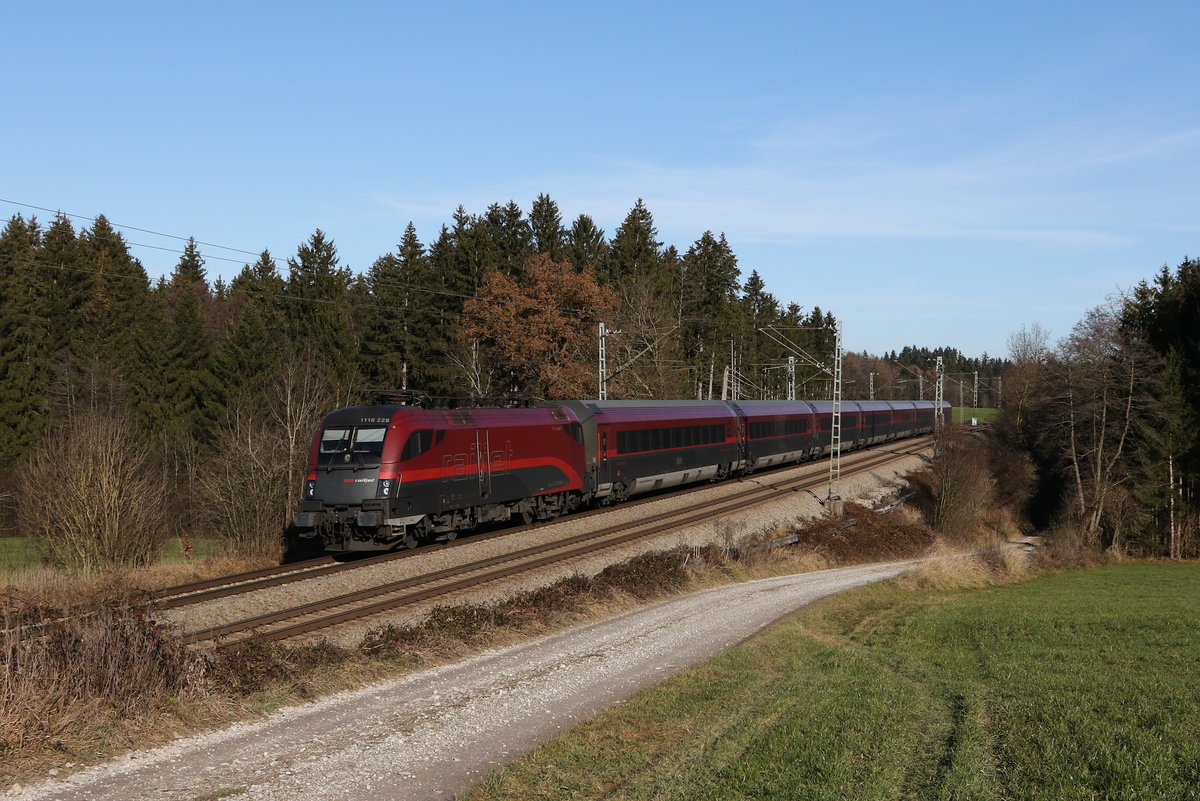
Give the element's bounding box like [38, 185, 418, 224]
[733, 406, 748, 470]
[476, 428, 492, 498]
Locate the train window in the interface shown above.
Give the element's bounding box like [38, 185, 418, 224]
[319, 428, 350, 461]
[844, 415, 857, 428]
[354, 427, 386, 448]
[401, 429, 435, 461]
[318, 426, 386, 465]
[616, 423, 732, 454]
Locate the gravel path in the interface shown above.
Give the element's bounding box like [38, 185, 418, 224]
[14, 560, 918, 801]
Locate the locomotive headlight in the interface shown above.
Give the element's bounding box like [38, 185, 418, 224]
[376, 479, 393, 498]
[305, 480, 316, 499]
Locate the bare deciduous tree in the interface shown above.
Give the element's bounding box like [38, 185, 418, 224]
[17, 407, 166, 573]
[1048, 302, 1163, 549]
[1004, 322, 1051, 439]
[929, 428, 995, 536]
[198, 357, 342, 558]
[197, 405, 292, 558]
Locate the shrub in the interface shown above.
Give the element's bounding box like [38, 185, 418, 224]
[16, 408, 167, 573]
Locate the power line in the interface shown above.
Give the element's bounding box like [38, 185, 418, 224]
[0, 197, 262, 257]
[0, 199, 624, 322]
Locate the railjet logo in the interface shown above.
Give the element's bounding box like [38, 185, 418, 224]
[343, 478, 374, 483]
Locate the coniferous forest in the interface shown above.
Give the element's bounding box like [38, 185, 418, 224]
[0, 195, 1193, 567]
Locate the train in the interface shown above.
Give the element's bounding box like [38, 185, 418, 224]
[292, 393, 949, 552]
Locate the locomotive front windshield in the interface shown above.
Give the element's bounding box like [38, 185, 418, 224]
[318, 425, 387, 467]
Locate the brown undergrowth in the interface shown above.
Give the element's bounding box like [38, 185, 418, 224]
[0, 493, 1012, 789]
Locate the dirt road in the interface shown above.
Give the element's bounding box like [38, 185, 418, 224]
[16, 560, 916, 801]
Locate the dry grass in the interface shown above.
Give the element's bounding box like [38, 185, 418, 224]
[1, 459, 1033, 790]
[1, 601, 203, 773]
[2, 554, 269, 608]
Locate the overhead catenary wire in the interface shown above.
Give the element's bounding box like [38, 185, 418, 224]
[0, 198, 667, 325]
[0, 197, 262, 258]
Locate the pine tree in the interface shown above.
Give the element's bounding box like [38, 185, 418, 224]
[215, 252, 289, 411]
[680, 231, 742, 369]
[603, 199, 661, 286]
[73, 216, 166, 430]
[0, 214, 54, 464]
[162, 243, 218, 444]
[739, 270, 781, 397]
[567, 214, 608, 271]
[170, 237, 207, 290]
[479, 201, 533, 279]
[529, 193, 567, 262]
[362, 222, 436, 390]
[284, 230, 359, 390]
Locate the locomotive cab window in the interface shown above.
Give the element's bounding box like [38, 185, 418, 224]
[318, 426, 386, 466]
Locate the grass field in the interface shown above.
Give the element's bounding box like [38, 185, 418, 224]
[953, 406, 1001, 424]
[469, 563, 1200, 801]
[1, 536, 228, 586]
[0, 537, 44, 576]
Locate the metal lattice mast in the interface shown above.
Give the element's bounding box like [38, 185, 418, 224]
[598, 322, 607, 400]
[934, 356, 945, 432]
[600, 323, 609, 402]
[828, 320, 843, 503]
[787, 356, 796, 400]
[973, 371, 979, 410]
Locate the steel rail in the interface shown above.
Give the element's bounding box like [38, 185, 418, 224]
[151, 437, 932, 609]
[183, 440, 931, 649]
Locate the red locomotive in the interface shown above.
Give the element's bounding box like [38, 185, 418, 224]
[292, 393, 947, 552]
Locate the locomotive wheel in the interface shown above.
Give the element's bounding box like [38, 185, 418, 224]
[518, 501, 536, 525]
[400, 517, 430, 550]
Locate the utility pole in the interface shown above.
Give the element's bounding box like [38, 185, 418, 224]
[787, 356, 796, 401]
[598, 322, 609, 400]
[598, 322, 620, 400]
[996, 376, 1002, 408]
[918, 374, 925, 400]
[869, 372, 876, 401]
[934, 356, 945, 432]
[973, 371, 979, 410]
[729, 339, 739, 401]
[828, 320, 844, 513]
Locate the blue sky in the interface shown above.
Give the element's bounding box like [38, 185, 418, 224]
[4, 1, 1197, 358]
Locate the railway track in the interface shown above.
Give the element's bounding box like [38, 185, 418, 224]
[149, 437, 932, 609]
[177, 438, 931, 649]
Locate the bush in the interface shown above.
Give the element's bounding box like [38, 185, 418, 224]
[1, 600, 201, 752]
[16, 408, 168, 573]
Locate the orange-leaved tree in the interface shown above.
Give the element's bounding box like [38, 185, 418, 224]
[460, 254, 616, 399]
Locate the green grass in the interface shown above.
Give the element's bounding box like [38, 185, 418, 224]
[1, 536, 227, 578]
[469, 563, 1200, 801]
[953, 406, 1001, 423]
[0, 536, 45, 575]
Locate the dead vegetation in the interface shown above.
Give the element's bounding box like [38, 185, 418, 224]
[1, 433, 1050, 788]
